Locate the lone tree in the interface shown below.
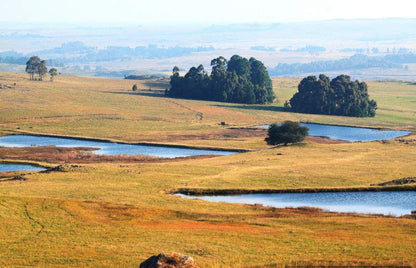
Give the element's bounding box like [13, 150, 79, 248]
[265, 121, 309, 146]
[132, 84, 138, 91]
[25, 56, 41, 80]
[48, 68, 58, 81]
[25, 56, 48, 81]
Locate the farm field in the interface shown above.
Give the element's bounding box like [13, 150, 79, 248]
[0, 72, 415, 267]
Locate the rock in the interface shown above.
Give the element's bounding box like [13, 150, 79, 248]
[376, 177, 416, 186]
[41, 165, 66, 173]
[140, 252, 198, 268]
[41, 164, 82, 173]
[12, 175, 27, 181]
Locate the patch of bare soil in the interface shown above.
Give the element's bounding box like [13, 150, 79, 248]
[0, 146, 157, 163]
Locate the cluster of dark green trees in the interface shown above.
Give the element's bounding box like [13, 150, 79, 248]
[167, 55, 275, 104]
[289, 74, 377, 117]
[25, 56, 58, 81]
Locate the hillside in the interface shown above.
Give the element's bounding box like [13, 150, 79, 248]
[0, 72, 414, 148]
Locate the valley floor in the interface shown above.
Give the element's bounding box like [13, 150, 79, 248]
[0, 72, 415, 267]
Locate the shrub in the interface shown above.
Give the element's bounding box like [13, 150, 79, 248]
[265, 121, 309, 146]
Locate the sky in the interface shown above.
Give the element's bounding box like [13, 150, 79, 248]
[1, 0, 416, 26]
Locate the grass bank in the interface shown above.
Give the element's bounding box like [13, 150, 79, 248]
[175, 184, 416, 196]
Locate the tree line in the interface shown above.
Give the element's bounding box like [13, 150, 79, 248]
[289, 74, 377, 117]
[36, 42, 215, 63]
[269, 54, 403, 76]
[167, 55, 275, 104]
[269, 53, 416, 76]
[25, 56, 58, 81]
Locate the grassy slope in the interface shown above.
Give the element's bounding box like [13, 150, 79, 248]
[0, 73, 415, 149]
[0, 72, 415, 267]
[1, 150, 415, 267]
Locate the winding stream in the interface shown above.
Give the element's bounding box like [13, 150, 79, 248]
[0, 163, 46, 172]
[0, 135, 236, 158]
[177, 191, 416, 216]
[258, 123, 410, 142]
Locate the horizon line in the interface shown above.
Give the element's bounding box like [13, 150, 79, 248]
[0, 17, 415, 29]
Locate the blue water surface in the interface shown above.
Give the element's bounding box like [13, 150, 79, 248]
[178, 191, 416, 216]
[258, 123, 410, 142]
[0, 135, 235, 158]
[0, 163, 46, 172]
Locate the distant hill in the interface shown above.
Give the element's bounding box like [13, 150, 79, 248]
[33, 43, 215, 62]
[0, 18, 415, 78]
[280, 46, 326, 54]
[0, 42, 215, 66]
[203, 18, 416, 41]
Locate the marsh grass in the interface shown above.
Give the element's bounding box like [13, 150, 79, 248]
[0, 146, 159, 163]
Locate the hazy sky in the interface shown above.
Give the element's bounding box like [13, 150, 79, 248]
[1, 0, 416, 25]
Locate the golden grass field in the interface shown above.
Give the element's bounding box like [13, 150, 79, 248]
[0, 72, 415, 267]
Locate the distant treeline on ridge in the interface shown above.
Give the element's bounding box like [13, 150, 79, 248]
[167, 55, 275, 104]
[269, 53, 416, 76]
[0, 42, 215, 67]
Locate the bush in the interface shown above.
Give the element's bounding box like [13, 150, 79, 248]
[132, 84, 138, 91]
[265, 121, 309, 146]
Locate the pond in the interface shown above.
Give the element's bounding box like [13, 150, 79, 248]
[177, 191, 416, 216]
[0, 135, 236, 158]
[0, 163, 46, 172]
[258, 123, 410, 142]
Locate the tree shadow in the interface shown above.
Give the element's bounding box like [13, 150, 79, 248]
[103, 92, 292, 113]
[142, 80, 169, 89]
[213, 104, 289, 113]
[104, 90, 165, 98]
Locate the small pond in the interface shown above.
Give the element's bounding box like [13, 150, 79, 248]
[0, 135, 235, 158]
[258, 123, 410, 142]
[0, 163, 46, 172]
[177, 191, 416, 216]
